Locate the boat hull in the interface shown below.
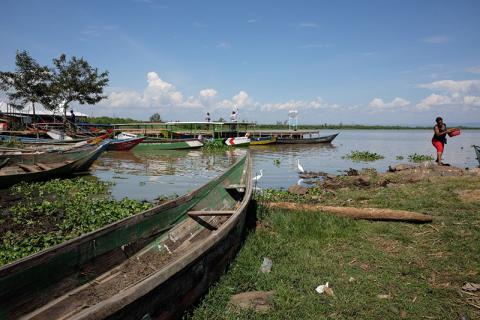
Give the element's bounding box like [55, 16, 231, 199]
[107, 137, 145, 151]
[276, 133, 339, 144]
[474, 145, 480, 166]
[250, 136, 277, 145]
[223, 137, 251, 146]
[135, 139, 203, 150]
[0, 155, 250, 319]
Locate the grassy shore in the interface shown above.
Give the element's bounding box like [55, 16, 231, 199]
[189, 168, 480, 319]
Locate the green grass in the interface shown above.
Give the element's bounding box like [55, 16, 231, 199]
[188, 175, 480, 319]
[408, 153, 434, 163]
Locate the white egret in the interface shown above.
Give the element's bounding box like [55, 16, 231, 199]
[252, 169, 263, 181]
[297, 159, 305, 173]
[297, 178, 304, 186]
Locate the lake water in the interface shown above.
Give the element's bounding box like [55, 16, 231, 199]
[91, 129, 480, 201]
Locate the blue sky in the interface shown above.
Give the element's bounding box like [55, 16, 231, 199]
[1, 0, 480, 125]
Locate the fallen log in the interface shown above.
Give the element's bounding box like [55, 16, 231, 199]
[268, 202, 433, 223]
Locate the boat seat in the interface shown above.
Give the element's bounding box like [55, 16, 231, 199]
[36, 163, 54, 170]
[224, 184, 246, 201]
[187, 210, 235, 217]
[17, 164, 41, 173]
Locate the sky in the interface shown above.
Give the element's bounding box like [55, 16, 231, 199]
[1, 0, 480, 125]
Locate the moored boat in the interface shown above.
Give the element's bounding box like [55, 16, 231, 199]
[473, 145, 480, 166]
[0, 154, 252, 319]
[276, 132, 339, 144]
[250, 136, 277, 145]
[135, 138, 203, 150]
[223, 136, 251, 146]
[107, 136, 145, 151]
[0, 141, 109, 189]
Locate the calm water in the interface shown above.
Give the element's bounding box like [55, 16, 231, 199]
[91, 129, 480, 201]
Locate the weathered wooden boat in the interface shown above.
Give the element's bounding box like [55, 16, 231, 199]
[473, 145, 480, 166]
[0, 142, 108, 188]
[250, 136, 277, 145]
[107, 137, 145, 151]
[135, 138, 204, 150]
[0, 154, 252, 319]
[0, 141, 102, 166]
[276, 132, 339, 144]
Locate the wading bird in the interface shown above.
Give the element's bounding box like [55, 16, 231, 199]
[297, 159, 305, 173]
[252, 169, 263, 181]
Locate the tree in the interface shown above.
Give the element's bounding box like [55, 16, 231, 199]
[149, 112, 162, 122]
[0, 50, 52, 125]
[48, 54, 109, 125]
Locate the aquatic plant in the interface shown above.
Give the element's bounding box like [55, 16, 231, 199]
[396, 155, 404, 160]
[408, 153, 434, 163]
[273, 159, 281, 167]
[202, 140, 229, 152]
[343, 150, 385, 161]
[0, 178, 152, 265]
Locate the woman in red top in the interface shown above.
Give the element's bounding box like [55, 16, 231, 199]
[432, 117, 455, 165]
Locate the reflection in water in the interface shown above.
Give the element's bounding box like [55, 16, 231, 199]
[90, 129, 480, 201]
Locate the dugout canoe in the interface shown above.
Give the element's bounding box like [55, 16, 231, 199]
[276, 133, 339, 144]
[474, 145, 480, 166]
[0, 153, 252, 319]
[0, 142, 108, 189]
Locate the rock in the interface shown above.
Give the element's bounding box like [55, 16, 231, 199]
[389, 164, 415, 172]
[288, 184, 308, 195]
[345, 168, 359, 176]
[228, 291, 275, 313]
[354, 176, 371, 187]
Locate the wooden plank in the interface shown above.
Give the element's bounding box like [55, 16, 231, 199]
[188, 210, 235, 217]
[36, 163, 52, 170]
[17, 163, 41, 173]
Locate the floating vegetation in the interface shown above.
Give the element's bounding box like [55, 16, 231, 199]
[343, 150, 385, 162]
[273, 159, 281, 167]
[201, 140, 229, 152]
[396, 155, 404, 160]
[0, 178, 152, 266]
[408, 153, 434, 163]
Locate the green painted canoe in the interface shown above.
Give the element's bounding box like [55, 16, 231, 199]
[134, 138, 203, 150]
[0, 153, 251, 319]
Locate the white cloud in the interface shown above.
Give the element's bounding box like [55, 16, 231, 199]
[416, 94, 452, 111]
[464, 95, 480, 107]
[260, 97, 339, 112]
[466, 66, 480, 74]
[423, 35, 449, 44]
[418, 80, 480, 94]
[368, 97, 410, 110]
[298, 22, 319, 28]
[232, 91, 250, 107]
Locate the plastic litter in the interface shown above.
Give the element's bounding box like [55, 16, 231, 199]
[260, 257, 272, 273]
[315, 282, 329, 294]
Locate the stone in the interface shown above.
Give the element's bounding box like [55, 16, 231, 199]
[228, 291, 275, 313]
[288, 184, 308, 195]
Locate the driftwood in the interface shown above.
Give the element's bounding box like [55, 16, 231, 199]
[268, 202, 432, 223]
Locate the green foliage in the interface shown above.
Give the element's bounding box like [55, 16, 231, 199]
[47, 53, 109, 122]
[87, 116, 141, 124]
[149, 112, 162, 122]
[396, 155, 404, 160]
[0, 178, 151, 266]
[273, 159, 281, 167]
[343, 150, 385, 161]
[408, 153, 434, 163]
[0, 50, 52, 114]
[202, 139, 230, 152]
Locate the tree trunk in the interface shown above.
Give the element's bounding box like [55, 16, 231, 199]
[32, 102, 38, 138]
[267, 202, 433, 223]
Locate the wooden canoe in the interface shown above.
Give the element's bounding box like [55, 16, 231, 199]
[474, 145, 480, 166]
[276, 133, 339, 144]
[135, 138, 204, 150]
[107, 137, 145, 151]
[0, 154, 252, 319]
[0, 142, 108, 189]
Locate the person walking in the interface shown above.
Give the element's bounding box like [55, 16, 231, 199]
[432, 116, 455, 165]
